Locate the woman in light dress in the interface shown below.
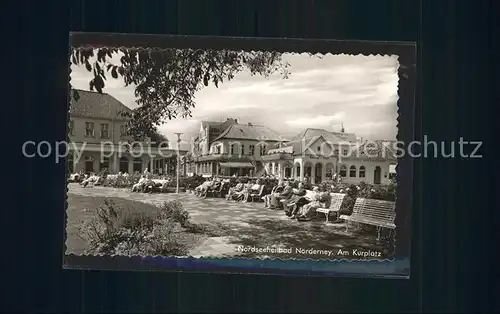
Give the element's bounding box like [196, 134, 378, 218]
[296, 190, 332, 221]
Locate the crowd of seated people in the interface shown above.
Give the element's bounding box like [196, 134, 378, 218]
[194, 177, 226, 197]
[190, 175, 336, 222]
[259, 180, 334, 221]
[225, 179, 263, 202]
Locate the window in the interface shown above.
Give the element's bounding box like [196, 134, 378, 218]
[359, 166, 366, 178]
[133, 158, 142, 172]
[241, 145, 245, 155]
[339, 165, 347, 177]
[317, 146, 321, 152]
[230, 143, 236, 155]
[259, 144, 267, 155]
[68, 120, 74, 136]
[343, 149, 348, 155]
[349, 165, 357, 177]
[100, 123, 109, 138]
[335, 149, 339, 155]
[119, 157, 129, 173]
[85, 122, 95, 137]
[209, 128, 220, 138]
[216, 146, 221, 154]
[120, 125, 127, 137]
[249, 145, 255, 156]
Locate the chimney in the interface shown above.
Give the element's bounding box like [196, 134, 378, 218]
[247, 122, 253, 127]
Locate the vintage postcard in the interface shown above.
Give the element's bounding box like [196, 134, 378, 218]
[64, 33, 416, 278]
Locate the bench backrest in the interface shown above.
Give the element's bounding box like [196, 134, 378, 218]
[352, 198, 396, 222]
[329, 193, 346, 210]
[257, 184, 265, 195]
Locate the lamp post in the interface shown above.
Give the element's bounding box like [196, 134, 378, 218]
[174, 133, 183, 194]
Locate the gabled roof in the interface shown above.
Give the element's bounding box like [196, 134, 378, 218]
[69, 89, 131, 120]
[291, 128, 357, 144]
[331, 131, 357, 143]
[213, 123, 284, 142]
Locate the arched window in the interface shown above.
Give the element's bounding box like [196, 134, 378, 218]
[349, 165, 357, 177]
[359, 166, 366, 178]
[339, 165, 347, 177]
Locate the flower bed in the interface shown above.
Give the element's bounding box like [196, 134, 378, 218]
[78, 199, 201, 256]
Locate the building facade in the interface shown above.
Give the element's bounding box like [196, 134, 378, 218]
[187, 121, 397, 185]
[187, 119, 286, 177]
[262, 129, 397, 185]
[68, 89, 187, 175]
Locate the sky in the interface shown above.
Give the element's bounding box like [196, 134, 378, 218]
[71, 51, 399, 150]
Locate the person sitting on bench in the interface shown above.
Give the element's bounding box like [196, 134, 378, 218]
[205, 178, 222, 195]
[194, 179, 214, 196]
[270, 181, 294, 210]
[285, 182, 307, 216]
[231, 181, 254, 202]
[289, 186, 320, 219]
[297, 190, 332, 221]
[241, 180, 262, 203]
[263, 179, 284, 208]
[226, 181, 244, 200]
[132, 175, 148, 192]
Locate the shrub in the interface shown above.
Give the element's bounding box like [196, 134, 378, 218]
[78, 199, 194, 256]
[183, 175, 207, 190]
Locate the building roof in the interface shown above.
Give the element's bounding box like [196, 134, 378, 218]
[213, 123, 284, 142]
[69, 89, 132, 120]
[291, 128, 357, 143]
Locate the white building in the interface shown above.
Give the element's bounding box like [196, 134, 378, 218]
[262, 128, 397, 185]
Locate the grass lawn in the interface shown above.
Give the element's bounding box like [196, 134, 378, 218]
[65, 194, 206, 255]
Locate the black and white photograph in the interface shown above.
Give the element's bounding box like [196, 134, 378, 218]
[64, 37, 408, 267]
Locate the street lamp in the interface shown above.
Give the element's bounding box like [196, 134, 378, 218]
[174, 133, 183, 194]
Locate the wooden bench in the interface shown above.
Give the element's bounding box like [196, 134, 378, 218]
[205, 182, 227, 198]
[316, 193, 346, 222]
[339, 198, 396, 240]
[249, 185, 266, 202]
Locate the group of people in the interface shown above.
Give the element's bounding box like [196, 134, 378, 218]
[194, 177, 225, 197]
[193, 176, 333, 222]
[261, 180, 332, 221]
[193, 177, 264, 202]
[131, 168, 170, 193]
[225, 179, 263, 202]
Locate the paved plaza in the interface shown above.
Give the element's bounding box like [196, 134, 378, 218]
[67, 183, 392, 259]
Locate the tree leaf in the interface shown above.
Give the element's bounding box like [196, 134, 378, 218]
[111, 67, 118, 79]
[85, 60, 92, 72]
[94, 76, 104, 93]
[203, 73, 209, 86]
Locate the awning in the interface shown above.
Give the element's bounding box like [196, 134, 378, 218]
[219, 162, 254, 168]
